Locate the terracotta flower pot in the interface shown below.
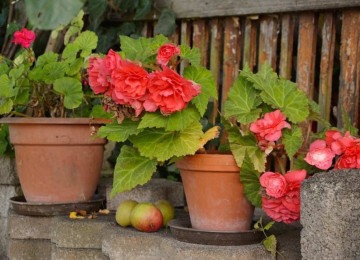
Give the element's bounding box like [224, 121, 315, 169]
[176, 154, 254, 232]
[2, 117, 106, 204]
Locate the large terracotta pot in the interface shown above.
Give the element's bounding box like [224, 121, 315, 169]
[176, 154, 254, 232]
[2, 117, 106, 204]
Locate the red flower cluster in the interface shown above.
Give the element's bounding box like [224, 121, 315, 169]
[305, 130, 360, 170]
[260, 170, 307, 224]
[12, 28, 36, 48]
[87, 45, 200, 116]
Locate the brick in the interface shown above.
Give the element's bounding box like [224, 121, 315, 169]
[0, 157, 18, 185]
[106, 178, 184, 211]
[51, 213, 114, 249]
[0, 185, 22, 217]
[7, 239, 52, 260]
[8, 210, 53, 239]
[51, 245, 105, 260]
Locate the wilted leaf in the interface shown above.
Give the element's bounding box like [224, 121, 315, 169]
[199, 126, 220, 149]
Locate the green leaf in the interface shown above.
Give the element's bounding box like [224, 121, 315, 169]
[139, 105, 200, 131]
[53, 77, 83, 109]
[111, 145, 157, 195]
[90, 104, 112, 119]
[25, 0, 84, 30]
[241, 63, 278, 91]
[154, 8, 176, 36]
[0, 98, 13, 114]
[87, 0, 107, 30]
[282, 126, 303, 161]
[63, 10, 85, 45]
[97, 119, 142, 142]
[130, 122, 203, 161]
[240, 154, 262, 207]
[134, 0, 152, 19]
[9, 64, 24, 80]
[0, 74, 14, 98]
[62, 43, 80, 63]
[0, 124, 9, 156]
[263, 234, 277, 258]
[35, 52, 59, 68]
[183, 66, 217, 116]
[180, 45, 201, 67]
[224, 75, 262, 124]
[264, 221, 275, 231]
[0, 63, 9, 75]
[30, 62, 67, 84]
[66, 58, 83, 76]
[73, 31, 98, 57]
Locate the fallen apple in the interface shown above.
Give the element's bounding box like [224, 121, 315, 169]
[115, 199, 138, 227]
[130, 202, 163, 232]
[154, 199, 175, 227]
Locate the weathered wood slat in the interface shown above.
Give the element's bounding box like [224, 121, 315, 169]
[209, 18, 222, 124]
[296, 13, 317, 98]
[180, 21, 192, 74]
[258, 15, 279, 69]
[222, 17, 241, 108]
[318, 13, 336, 130]
[242, 17, 258, 70]
[337, 10, 360, 128]
[279, 14, 295, 79]
[192, 19, 209, 66]
[121, 0, 360, 20]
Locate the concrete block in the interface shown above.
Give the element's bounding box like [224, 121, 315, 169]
[0, 217, 8, 259]
[301, 169, 360, 260]
[7, 239, 52, 260]
[0, 185, 22, 217]
[51, 245, 105, 260]
[8, 210, 53, 239]
[106, 178, 184, 211]
[0, 157, 18, 185]
[102, 223, 270, 260]
[51, 213, 114, 249]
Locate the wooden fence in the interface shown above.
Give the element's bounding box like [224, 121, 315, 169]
[110, 0, 360, 130]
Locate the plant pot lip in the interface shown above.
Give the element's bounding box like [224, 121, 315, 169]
[0, 117, 111, 125]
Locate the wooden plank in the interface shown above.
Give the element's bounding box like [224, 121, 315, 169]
[337, 10, 360, 128]
[180, 20, 192, 74]
[242, 17, 258, 71]
[208, 18, 223, 124]
[258, 15, 279, 69]
[296, 12, 317, 98]
[279, 14, 295, 79]
[318, 13, 336, 130]
[151, 0, 360, 20]
[192, 19, 209, 66]
[222, 17, 241, 108]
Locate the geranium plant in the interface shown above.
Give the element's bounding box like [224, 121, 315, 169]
[88, 34, 218, 196]
[223, 63, 359, 224]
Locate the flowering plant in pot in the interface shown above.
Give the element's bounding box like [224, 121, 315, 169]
[88, 34, 218, 196]
[0, 15, 109, 204]
[223, 63, 360, 226]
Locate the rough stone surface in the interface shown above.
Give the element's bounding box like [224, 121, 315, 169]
[7, 239, 52, 260]
[0, 157, 18, 185]
[51, 213, 114, 249]
[8, 210, 53, 239]
[102, 223, 271, 260]
[0, 185, 22, 218]
[106, 178, 184, 210]
[301, 169, 360, 260]
[0, 217, 8, 259]
[51, 245, 105, 260]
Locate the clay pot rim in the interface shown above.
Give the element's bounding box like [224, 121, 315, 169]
[0, 117, 111, 125]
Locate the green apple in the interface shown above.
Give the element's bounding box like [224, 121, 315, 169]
[115, 199, 138, 227]
[130, 203, 163, 232]
[154, 199, 175, 227]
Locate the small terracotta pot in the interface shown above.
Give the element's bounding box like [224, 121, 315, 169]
[2, 118, 106, 204]
[176, 154, 254, 232]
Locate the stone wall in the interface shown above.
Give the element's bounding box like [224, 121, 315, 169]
[0, 157, 22, 258]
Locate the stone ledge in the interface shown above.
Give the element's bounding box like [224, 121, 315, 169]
[51, 245, 106, 260]
[8, 239, 52, 260]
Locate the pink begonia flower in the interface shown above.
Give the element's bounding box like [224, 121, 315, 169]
[250, 110, 291, 142]
[284, 169, 307, 190]
[260, 172, 287, 198]
[156, 44, 181, 66]
[325, 130, 356, 155]
[12, 28, 36, 48]
[304, 140, 335, 170]
[261, 194, 300, 224]
[335, 142, 360, 169]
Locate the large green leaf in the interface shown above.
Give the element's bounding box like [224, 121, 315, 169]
[241, 63, 278, 91]
[53, 77, 83, 109]
[35, 52, 59, 68]
[183, 66, 217, 116]
[97, 119, 142, 142]
[134, 0, 152, 19]
[0, 99, 13, 114]
[25, 0, 84, 30]
[88, 0, 107, 30]
[111, 145, 157, 196]
[240, 155, 262, 207]
[0, 124, 9, 156]
[73, 31, 98, 57]
[154, 8, 176, 36]
[282, 126, 303, 161]
[180, 45, 200, 67]
[0, 74, 14, 98]
[224, 75, 262, 124]
[130, 122, 203, 161]
[139, 105, 200, 131]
